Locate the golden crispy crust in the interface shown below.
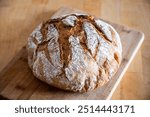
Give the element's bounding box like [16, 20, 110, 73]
[27, 14, 122, 92]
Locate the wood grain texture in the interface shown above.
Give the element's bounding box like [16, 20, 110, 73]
[0, 7, 144, 100]
[0, 0, 149, 99]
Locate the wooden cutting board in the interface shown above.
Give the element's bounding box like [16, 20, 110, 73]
[0, 7, 144, 100]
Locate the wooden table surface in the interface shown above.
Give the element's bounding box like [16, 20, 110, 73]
[0, 0, 149, 99]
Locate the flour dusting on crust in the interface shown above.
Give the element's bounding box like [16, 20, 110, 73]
[62, 16, 77, 26]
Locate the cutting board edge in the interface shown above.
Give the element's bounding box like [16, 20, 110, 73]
[106, 31, 144, 100]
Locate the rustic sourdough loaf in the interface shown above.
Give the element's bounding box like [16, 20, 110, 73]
[27, 14, 122, 92]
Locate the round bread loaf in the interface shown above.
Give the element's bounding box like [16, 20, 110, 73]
[27, 14, 122, 92]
